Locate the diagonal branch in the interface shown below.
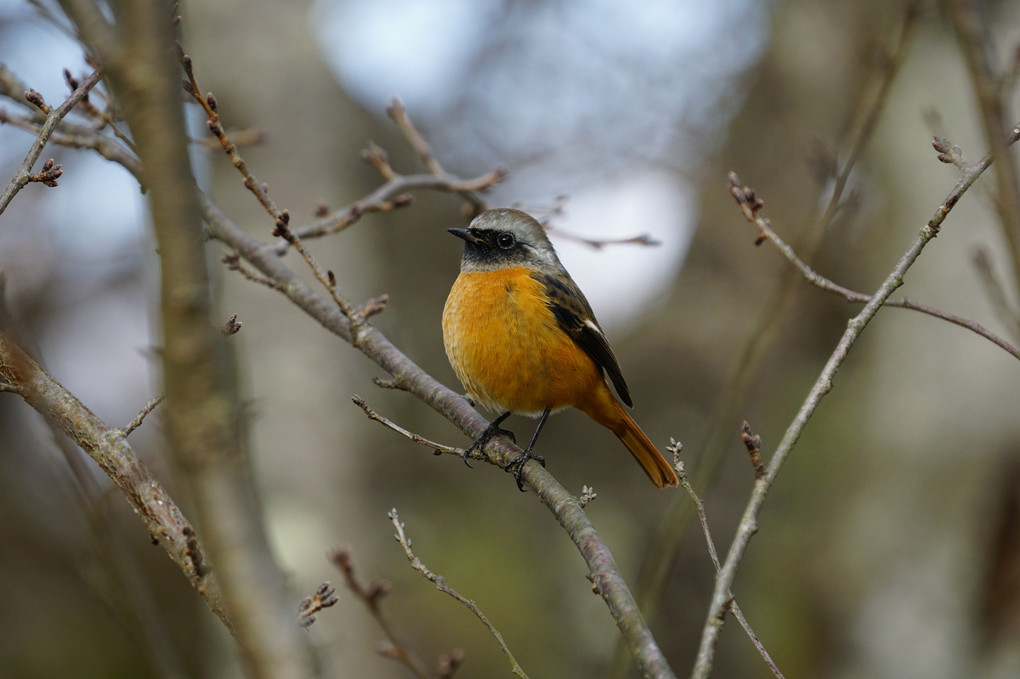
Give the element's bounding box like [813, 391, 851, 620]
[202, 197, 678, 679]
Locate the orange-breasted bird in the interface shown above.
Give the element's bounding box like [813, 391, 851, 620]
[442, 208, 678, 490]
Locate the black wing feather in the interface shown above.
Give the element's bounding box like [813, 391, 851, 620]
[534, 272, 633, 407]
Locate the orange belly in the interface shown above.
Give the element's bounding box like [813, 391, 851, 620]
[443, 268, 603, 416]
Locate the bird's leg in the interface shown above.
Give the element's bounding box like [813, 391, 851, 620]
[463, 411, 515, 467]
[505, 407, 550, 491]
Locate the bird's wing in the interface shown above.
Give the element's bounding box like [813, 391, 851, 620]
[533, 272, 633, 407]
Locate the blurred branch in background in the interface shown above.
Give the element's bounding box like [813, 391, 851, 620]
[944, 0, 1020, 307]
[57, 0, 320, 677]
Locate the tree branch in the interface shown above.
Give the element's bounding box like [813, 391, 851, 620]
[672, 440, 783, 679]
[0, 68, 102, 215]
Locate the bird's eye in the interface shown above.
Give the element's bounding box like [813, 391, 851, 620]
[497, 233, 515, 249]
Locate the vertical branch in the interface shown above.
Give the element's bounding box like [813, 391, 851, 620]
[944, 0, 1020, 303]
[57, 1, 321, 677]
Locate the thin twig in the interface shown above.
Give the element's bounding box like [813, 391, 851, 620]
[180, 50, 380, 341]
[691, 120, 1020, 679]
[221, 252, 284, 291]
[122, 395, 164, 437]
[62, 68, 136, 153]
[178, 47, 285, 223]
[728, 172, 1020, 361]
[0, 69, 103, 215]
[0, 107, 143, 179]
[329, 546, 440, 679]
[271, 213, 368, 342]
[670, 440, 785, 679]
[542, 224, 661, 250]
[277, 167, 505, 253]
[973, 246, 1020, 340]
[387, 98, 447, 178]
[388, 509, 530, 679]
[352, 395, 470, 458]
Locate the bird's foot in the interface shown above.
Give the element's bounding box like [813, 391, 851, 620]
[504, 449, 546, 492]
[462, 412, 515, 468]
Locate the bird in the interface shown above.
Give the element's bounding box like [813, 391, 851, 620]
[442, 207, 678, 490]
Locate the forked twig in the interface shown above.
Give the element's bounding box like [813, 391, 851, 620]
[728, 172, 1020, 361]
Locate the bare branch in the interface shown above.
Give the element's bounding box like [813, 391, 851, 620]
[0, 69, 102, 215]
[387, 98, 448, 179]
[542, 224, 661, 250]
[352, 395, 469, 458]
[388, 509, 530, 679]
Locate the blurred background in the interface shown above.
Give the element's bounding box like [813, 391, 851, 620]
[2, 0, 1020, 677]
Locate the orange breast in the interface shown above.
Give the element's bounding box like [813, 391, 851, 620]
[443, 268, 603, 416]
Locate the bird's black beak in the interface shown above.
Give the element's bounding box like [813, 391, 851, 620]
[447, 227, 486, 246]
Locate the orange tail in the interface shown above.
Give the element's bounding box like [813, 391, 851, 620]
[580, 386, 679, 489]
